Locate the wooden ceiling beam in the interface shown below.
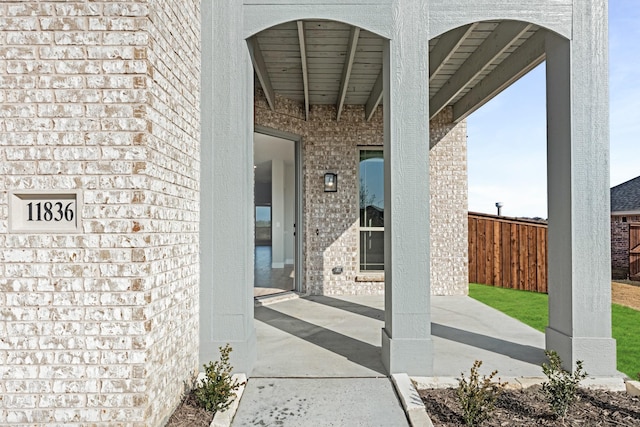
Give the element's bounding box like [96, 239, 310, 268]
[336, 26, 360, 121]
[247, 36, 276, 111]
[429, 21, 532, 119]
[429, 23, 478, 81]
[453, 29, 546, 122]
[297, 20, 310, 121]
[365, 70, 383, 121]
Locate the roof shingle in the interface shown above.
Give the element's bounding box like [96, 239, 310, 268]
[611, 175, 640, 212]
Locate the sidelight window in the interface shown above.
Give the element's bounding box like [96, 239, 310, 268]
[359, 149, 384, 271]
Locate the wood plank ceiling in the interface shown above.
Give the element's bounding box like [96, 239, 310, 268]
[248, 20, 546, 123]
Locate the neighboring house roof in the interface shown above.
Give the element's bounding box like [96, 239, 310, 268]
[611, 175, 640, 213]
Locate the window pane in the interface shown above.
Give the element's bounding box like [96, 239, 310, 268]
[255, 206, 271, 243]
[360, 231, 384, 271]
[359, 150, 384, 227]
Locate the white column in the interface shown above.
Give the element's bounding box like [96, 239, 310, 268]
[382, 0, 433, 375]
[545, 0, 616, 375]
[271, 159, 285, 268]
[200, 1, 256, 373]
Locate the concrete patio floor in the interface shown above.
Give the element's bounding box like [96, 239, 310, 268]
[251, 294, 548, 378]
[231, 294, 551, 426]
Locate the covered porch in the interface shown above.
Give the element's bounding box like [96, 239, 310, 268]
[201, 1, 615, 377]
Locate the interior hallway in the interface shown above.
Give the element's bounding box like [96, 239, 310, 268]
[254, 245, 294, 297]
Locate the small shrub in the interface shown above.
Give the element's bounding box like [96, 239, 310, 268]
[636, 372, 640, 381]
[194, 344, 244, 413]
[541, 350, 588, 420]
[456, 360, 504, 426]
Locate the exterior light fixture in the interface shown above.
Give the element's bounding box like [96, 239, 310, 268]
[495, 202, 503, 216]
[324, 172, 337, 192]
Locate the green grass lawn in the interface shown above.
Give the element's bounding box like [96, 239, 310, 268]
[469, 283, 640, 379]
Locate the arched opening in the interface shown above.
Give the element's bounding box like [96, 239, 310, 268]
[428, 20, 550, 376]
[429, 18, 616, 376]
[248, 19, 390, 377]
[246, 17, 558, 377]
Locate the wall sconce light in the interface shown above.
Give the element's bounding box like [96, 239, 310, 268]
[324, 172, 337, 192]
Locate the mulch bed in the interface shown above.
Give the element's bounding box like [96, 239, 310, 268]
[165, 391, 214, 427]
[167, 282, 640, 426]
[420, 386, 640, 426]
[166, 384, 640, 426]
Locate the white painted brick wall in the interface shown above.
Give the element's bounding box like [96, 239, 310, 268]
[429, 108, 469, 295]
[0, 2, 200, 425]
[255, 94, 468, 296]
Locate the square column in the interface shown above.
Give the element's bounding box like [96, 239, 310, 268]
[382, 0, 433, 376]
[545, 0, 616, 376]
[200, 2, 256, 373]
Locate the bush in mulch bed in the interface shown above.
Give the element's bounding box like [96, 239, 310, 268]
[166, 344, 243, 427]
[420, 386, 640, 426]
[165, 391, 215, 427]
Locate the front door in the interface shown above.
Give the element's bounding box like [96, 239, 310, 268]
[253, 131, 301, 296]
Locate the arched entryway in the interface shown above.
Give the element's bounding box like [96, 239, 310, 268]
[200, 1, 616, 377]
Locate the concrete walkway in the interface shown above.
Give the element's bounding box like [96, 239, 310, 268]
[232, 377, 409, 426]
[231, 294, 549, 426]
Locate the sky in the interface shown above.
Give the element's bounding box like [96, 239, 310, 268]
[466, 1, 639, 219]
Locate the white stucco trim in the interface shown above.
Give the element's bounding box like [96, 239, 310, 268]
[243, 4, 392, 39]
[428, 0, 572, 38]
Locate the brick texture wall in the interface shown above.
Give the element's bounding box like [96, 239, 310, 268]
[144, 1, 200, 425]
[429, 108, 469, 295]
[255, 93, 468, 295]
[611, 221, 629, 271]
[611, 215, 640, 277]
[0, 2, 200, 425]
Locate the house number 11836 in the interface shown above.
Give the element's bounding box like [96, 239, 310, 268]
[27, 201, 75, 222]
[9, 192, 80, 233]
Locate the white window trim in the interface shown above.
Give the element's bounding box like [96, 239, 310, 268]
[357, 147, 385, 276]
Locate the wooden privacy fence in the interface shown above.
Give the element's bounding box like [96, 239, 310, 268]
[468, 212, 548, 293]
[631, 223, 640, 278]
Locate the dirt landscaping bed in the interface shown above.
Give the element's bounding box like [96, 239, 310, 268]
[165, 392, 214, 427]
[612, 281, 640, 311]
[420, 386, 640, 426]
